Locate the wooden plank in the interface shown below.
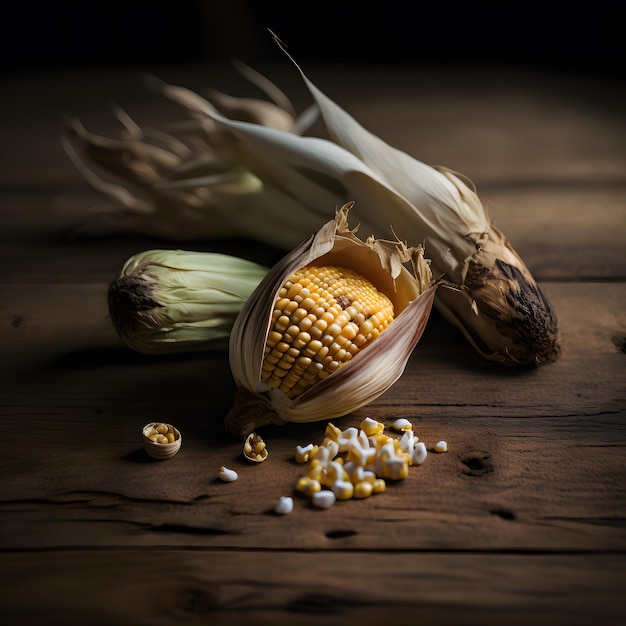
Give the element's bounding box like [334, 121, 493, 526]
[1, 283, 624, 551]
[1, 411, 624, 551]
[1, 551, 624, 626]
[2, 65, 626, 626]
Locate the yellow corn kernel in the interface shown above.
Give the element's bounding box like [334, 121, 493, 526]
[346, 442, 377, 468]
[324, 422, 343, 442]
[372, 478, 387, 494]
[369, 433, 393, 449]
[320, 437, 340, 460]
[261, 265, 394, 397]
[296, 476, 321, 495]
[360, 416, 384, 436]
[350, 465, 377, 485]
[307, 459, 324, 481]
[381, 456, 409, 480]
[322, 460, 348, 487]
[353, 481, 374, 499]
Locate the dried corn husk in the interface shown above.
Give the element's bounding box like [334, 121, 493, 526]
[61, 62, 319, 242]
[63, 46, 559, 366]
[225, 202, 436, 440]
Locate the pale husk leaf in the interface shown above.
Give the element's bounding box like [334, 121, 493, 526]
[109, 249, 268, 354]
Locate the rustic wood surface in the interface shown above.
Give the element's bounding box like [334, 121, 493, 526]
[1, 62, 625, 625]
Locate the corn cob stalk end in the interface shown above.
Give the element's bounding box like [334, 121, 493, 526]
[436, 225, 560, 366]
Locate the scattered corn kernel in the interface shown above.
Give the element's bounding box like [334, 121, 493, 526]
[311, 489, 336, 509]
[324, 422, 343, 442]
[434, 440, 448, 453]
[295, 443, 318, 463]
[293, 419, 441, 508]
[274, 496, 294, 515]
[321, 437, 340, 459]
[381, 455, 409, 480]
[360, 416, 384, 436]
[371, 478, 386, 494]
[296, 476, 322, 495]
[218, 466, 238, 482]
[331, 479, 354, 500]
[399, 429, 417, 455]
[412, 441, 428, 465]
[353, 481, 373, 499]
[391, 418, 413, 432]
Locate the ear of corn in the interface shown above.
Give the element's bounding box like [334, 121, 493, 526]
[108, 249, 268, 354]
[225, 203, 436, 440]
[264, 37, 560, 366]
[63, 42, 559, 367]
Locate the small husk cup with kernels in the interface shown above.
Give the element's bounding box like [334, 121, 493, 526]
[142, 422, 182, 460]
[225, 202, 437, 440]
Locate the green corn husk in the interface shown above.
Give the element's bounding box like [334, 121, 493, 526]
[66, 43, 560, 367]
[108, 249, 268, 354]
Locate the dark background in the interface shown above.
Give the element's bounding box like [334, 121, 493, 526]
[3, 0, 624, 80]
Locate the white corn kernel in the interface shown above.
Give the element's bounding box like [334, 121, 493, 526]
[337, 427, 359, 452]
[218, 466, 238, 482]
[399, 429, 417, 456]
[312, 489, 336, 509]
[434, 440, 448, 453]
[274, 496, 294, 515]
[391, 418, 413, 432]
[312, 445, 333, 465]
[412, 441, 428, 465]
[331, 479, 354, 500]
[346, 439, 376, 468]
[295, 443, 318, 463]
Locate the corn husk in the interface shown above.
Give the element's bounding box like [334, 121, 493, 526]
[108, 249, 268, 354]
[61, 62, 319, 242]
[225, 202, 436, 440]
[64, 48, 559, 367]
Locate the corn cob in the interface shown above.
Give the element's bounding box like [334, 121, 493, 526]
[107, 249, 268, 354]
[262, 264, 395, 398]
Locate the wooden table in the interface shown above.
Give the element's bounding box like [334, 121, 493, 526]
[1, 62, 625, 625]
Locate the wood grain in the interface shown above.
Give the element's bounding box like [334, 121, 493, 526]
[1, 64, 625, 625]
[2, 551, 625, 626]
